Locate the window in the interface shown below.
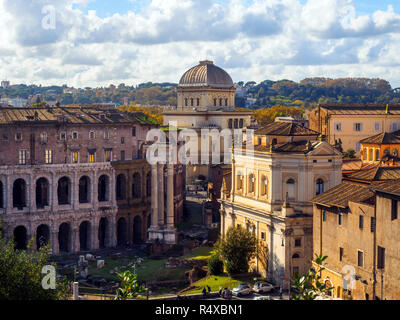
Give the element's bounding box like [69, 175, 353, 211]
[354, 123, 362, 132]
[104, 130, 110, 140]
[132, 127, 136, 137]
[377, 246, 385, 269]
[45, 150, 53, 164]
[358, 251, 364, 267]
[338, 214, 343, 226]
[225, 98, 228, 106]
[72, 132, 78, 139]
[237, 173, 243, 191]
[335, 123, 342, 131]
[292, 253, 300, 259]
[248, 174, 255, 193]
[359, 215, 364, 229]
[228, 119, 233, 129]
[322, 210, 327, 222]
[355, 143, 361, 152]
[19, 150, 27, 165]
[219, 98, 222, 106]
[15, 133, 23, 141]
[316, 178, 324, 195]
[234, 119, 239, 129]
[363, 148, 368, 160]
[191, 98, 194, 106]
[89, 131, 95, 139]
[39, 132, 47, 144]
[88, 151, 95, 163]
[371, 217, 376, 232]
[60, 132, 66, 140]
[72, 151, 79, 163]
[214, 98, 217, 106]
[121, 150, 125, 161]
[391, 199, 398, 220]
[261, 176, 268, 196]
[340, 247, 343, 262]
[375, 122, 380, 131]
[185, 98, 188, 107]
[295, 238, 301, 247]
[375, 149, 380, 161]
[239, 119, 244, 128]
[393, 123, 398, 131]
[105, 149, 112, 162]
[261, 232, 266, 241]
[121, 137, 125, 145]
[197, 98, 200, 106]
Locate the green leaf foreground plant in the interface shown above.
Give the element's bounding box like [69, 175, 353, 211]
[0, 221, 70, 300]
[291, 254, 333, 300]
[114, 269, 146, 300]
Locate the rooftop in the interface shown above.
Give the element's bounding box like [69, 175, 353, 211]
[255, 122, 320, 137]
[359, 131, 400, 144]
[343, 165, 400, 182]
[319, 103, 400, 115]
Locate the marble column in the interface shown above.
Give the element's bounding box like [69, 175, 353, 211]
[166, 164, 174, 228]
[151, 165, 159, 228]
[158, 164, 165, 227]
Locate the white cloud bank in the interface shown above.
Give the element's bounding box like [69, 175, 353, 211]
[1, 0, 400, 87]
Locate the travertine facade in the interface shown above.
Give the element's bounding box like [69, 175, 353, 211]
[220, 121, 342, 288]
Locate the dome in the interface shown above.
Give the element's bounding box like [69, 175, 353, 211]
[179, 61, 234, 89]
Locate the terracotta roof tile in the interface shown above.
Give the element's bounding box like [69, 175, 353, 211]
[360, 131, 400, 144]
[255, 122, 320, 136]
[320, 104, 400, 115]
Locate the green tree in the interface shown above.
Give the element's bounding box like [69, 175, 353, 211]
[291, 255, 333, 300]
[343, 149, 356, 159]
[208, 255, 224, 275]
[215, 225, 256, 275]
[115, 269, 146, 300]
[0, 227, 70, 300]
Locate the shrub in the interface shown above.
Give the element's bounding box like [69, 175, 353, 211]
[208, 255, 224, 275]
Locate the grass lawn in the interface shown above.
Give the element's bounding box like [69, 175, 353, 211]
[87, 256, 191, 283]
[183, 246, 215, 260]
[183, 274, 256, 295]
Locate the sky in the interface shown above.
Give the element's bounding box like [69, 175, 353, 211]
[1, 0, 400, 88]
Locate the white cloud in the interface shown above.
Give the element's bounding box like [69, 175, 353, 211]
[1, 0, 400, 87]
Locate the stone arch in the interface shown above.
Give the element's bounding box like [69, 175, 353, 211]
[79, 176, 91, 204]
[14, 225, 27, 250]
[132, 172, 141, 199]
[13, 178, 27, 209]
[98, 175, 110, 202]
[116, 174, 127, 201]
[58, 222, 71, 253]
[0, 179, 3, 208]
[146, 172, 151, 197]
[57, 176, 71, 205]
[117, 217, 127, 247]
[79, 221, 91, 251]
[98, 217, 109, 249]
[36, 177, 49, 209]
[36, 224, 50, 250]
[133, 215, 142, 244]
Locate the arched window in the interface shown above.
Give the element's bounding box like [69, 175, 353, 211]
[261, 176, 268, 196]
[248, 174, 255, 193]
[375, 149, 380, 161]
[191, 98, 194, 106]
[237, 172, 243, 191]
[316, 178, 324, 195]
[13, 179, 26, 209]
[36, 178, 49, 209]
[185, 98, 188, 107]
[58, 177, 70, 205]
[214, 98, 217, 106]
[98, 175, 110, 202]
[132, 173, 141, 199]
[225, 98, 228, 106]
[116, 174, 127, 201]
[219, 98, 223, 106]
[79, 176, 90, 203]
[292, 253, 300, 259]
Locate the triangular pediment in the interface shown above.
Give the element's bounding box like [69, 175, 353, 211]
[307, 141, 342, 156]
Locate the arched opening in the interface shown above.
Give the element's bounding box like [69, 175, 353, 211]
[324, 279, 333, 296]
[58, 177, 71, 205]
[58, 223, 71, 253]
[133, 216, 142, 244]
[369, 149, 373, 161]
[117, 218, 127, 247]
[36, 178, 49, 209]
[79, 176, 90, 204]
[146, 172, 151, 197]
[36, 224, 50, 250]
[14, 226, 27, 250]
[375, 149, 380, 161]
[316, 178, 324, 196]
[98, 175, 110, 202]
[116, 174, 127, 201]
[13, 179, 26, 209]
[98, 218, 108, 249]
[0, 180, 3, 208]
[286, 178, 296, 201]
[132, 173, 141, 199]
[248, 174, 255, 193]
[79, 221, 91, 251]
[292, 253, 300, 259]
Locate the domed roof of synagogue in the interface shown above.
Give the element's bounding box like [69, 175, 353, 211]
[179, 61, 234, 89]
